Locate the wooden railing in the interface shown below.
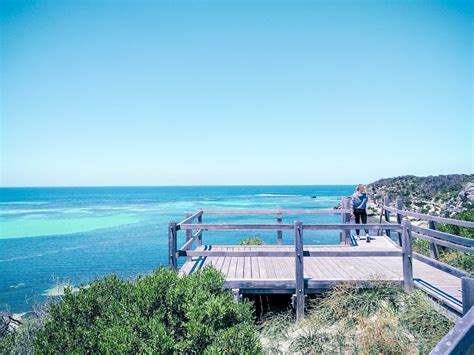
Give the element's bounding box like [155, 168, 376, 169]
[168, 203, 410, 321]
[380, 195, 473, 280]
[170, 206, 352, 266]
[380, 194, 474, 349]
[431, 281, 474, 355]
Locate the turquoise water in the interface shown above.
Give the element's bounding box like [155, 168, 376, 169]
[0, 186, 354, 312]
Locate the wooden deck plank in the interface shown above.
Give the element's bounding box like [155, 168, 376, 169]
[234, 256, 244, 279]
[283, 257, 295, 278]
[221, 256, 230, 277]
[244, 256, 252, 279]
[257, 257, 268, 279]
[265, 256, 277, 279]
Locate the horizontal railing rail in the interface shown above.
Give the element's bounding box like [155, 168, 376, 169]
[176, 210, 203, 226]
[431, 286, 474, 355]
[411, 225, 474, 247]
[202, 208, 351, 215]
[178, 223, 402, 231]
[383, 205, 474, 228]
[178, 249, 403, 258]
[411, 232, 473, 254]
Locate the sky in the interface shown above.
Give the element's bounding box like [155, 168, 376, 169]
[0, 0, 472, 186]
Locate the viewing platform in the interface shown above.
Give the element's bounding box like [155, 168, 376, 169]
[180, 235, 462, 310]
[168, 197, 474, 322]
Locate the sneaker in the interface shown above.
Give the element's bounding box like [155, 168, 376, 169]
[356, 235, 360, 240]
[366, 234, 371, 243]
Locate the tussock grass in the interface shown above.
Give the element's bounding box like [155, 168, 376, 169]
[259, 311, 293, 352]
[260, 280, 453, 354]
[239, 237, 264, 245]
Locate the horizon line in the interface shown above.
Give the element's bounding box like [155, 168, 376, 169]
[0, 183, 359, 188]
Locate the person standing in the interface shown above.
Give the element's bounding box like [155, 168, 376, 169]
[352, 184, 370, 242]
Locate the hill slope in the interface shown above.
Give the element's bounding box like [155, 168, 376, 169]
[366, 174, 474, 216]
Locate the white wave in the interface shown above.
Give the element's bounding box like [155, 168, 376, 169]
[43, 283, 77, 296]
[9, 283, 25, 289]
[0, 201, 48, 205]
[255, 194, 303, 197]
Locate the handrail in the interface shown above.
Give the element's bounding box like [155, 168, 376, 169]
[383, 206, 474, 228]
[179, 223, 294, 230]
[411, 232, 473, 254]
[430, 306, 474, 354]
[177, 210, 203, 226]
[178, 249, 403, 258]
[178, 223, 402, 231]
[202, 208, 351, 215]
[411, 225, 474, 247]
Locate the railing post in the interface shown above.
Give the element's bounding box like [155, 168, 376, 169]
[277, 211, 283, 245]
[185, 213, 193, 260]
[462, 276, 474, 315]
[341, 197, 350, 244]
[401, 220, 414, 292]
[197, 211, 203, 247]
[396, 197, 403, 246]
[294, 221, 304, 321]
[384, 195, 391, 237]
[168, 221, 177, 268]
[428, 212, 440, 260]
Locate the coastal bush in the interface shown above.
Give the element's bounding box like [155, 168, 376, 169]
[32, 267, 261, 353]
[413, 238, 431, 256]
[439, 251, 473, 274]
[429, 210, 473, 273]
[261, 281, 453, 354]
[0, 316, 43, 355]
[239, 236, 264, 245]
[437, 210, 474, 239]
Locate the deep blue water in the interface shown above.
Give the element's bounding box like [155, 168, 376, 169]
[0, 186, 354, 312]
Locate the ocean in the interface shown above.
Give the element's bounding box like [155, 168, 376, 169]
[0, 185, 354, 312]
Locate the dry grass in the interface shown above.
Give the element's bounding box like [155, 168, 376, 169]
[260, 280, 453, 354]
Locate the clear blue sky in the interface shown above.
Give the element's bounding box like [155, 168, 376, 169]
[1, 0, 472, 186]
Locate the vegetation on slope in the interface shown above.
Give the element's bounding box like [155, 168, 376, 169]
[366, 174, 474, 215]
[261, 281, 453, 354]
[1, 267, 261, 354]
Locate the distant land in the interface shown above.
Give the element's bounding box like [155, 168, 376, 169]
[366, 174, 474, 216]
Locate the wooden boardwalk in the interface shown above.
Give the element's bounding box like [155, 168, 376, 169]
[170, 202, 473, 319]
[171, 200, 474, 350]
[180, 235, 463, 313]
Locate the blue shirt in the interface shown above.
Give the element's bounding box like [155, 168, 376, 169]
[352, 192, 368, 209]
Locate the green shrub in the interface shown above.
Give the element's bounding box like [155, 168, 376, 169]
[0, 316, 43, 355]
[439, 251, 474, 274]
[437, 210, 474, 239]
[413, 239, 431, 256]
[239, 236, 264, 245]
[33, 267, 261, 353]
[434, 210, 474, 273]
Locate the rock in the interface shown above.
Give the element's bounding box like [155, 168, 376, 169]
[459, 182, 474, 203]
